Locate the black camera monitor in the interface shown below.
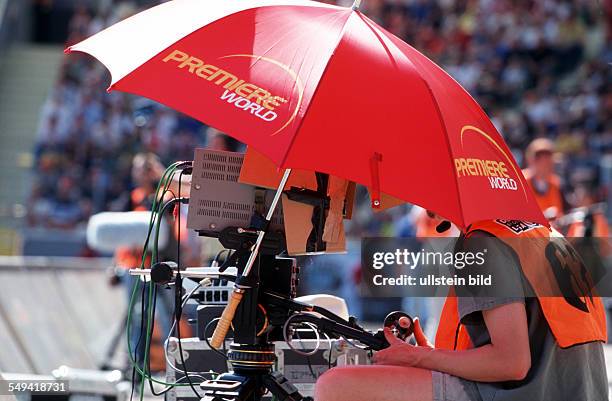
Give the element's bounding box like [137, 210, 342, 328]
[187, 148, 352, 255]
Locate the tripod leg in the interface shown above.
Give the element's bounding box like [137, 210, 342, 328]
[262, 371, 313, 401]
[100, 308, 128, 370]
[200, 373, 265, 401]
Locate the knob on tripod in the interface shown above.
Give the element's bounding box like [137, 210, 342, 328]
[383, 311, 413, 341]
[150, 261, 177, 285]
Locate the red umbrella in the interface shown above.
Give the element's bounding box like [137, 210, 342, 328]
[66, 0, 546, 229]
[68, 0, 549, 348]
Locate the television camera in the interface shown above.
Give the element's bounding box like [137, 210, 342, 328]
[130, 149, 414, 401]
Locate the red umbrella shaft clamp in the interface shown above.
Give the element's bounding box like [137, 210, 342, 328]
[370, 152, 382, 209]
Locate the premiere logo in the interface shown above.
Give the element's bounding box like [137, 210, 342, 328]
[162, 49, 302, 134]
[454, 157, 518, 191]
[455, 125, 527, 199]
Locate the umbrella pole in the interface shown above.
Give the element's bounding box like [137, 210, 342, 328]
[210, 168, 292, 348]
[351, 0, 362, 10]
[242, 168, 292, 277]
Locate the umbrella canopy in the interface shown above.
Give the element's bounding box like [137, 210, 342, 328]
[67, 0, 547, 229]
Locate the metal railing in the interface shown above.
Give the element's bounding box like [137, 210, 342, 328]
[0, 0, 7, 71]
[0, 255, 112, 271]
[0, 0, 30, 66]
[0, 256, 123, 375]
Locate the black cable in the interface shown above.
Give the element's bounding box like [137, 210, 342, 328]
[129, 366, 136, 401]
[147, 286, 189, 397]
[150, 289, 217, 396]
[138, 181, 198, 397]
[306, 356, 317, 379]
[146, 286, 165, 396]
[129, 163, 190, 397]
[133, 186, 176, 397]
[139, 174, 177, 260]
[175, 170, 185, 272]
[174, 275, 202, 398]
[152, 188, 178, 265]
[153, 195, 188, 263]
[146, 285, 207, 397]
[137, 176, 188, 396]
[453, 322, 461, 351]
[133, 273, 149, 397]
[143, 276, 183, 396]
[177, 170, 183, 272]
[147, 177, 189, 396]
[129, 277, 146, 401]
[204, 318, 228, 360]
[295, 328, 317, 379]
[131, 199, 161, 400]
[175, 171, 202, 399]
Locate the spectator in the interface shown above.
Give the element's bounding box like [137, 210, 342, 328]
[522, 138, 568, 219]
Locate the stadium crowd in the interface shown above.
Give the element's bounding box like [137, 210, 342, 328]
[28, 0, 611, 232]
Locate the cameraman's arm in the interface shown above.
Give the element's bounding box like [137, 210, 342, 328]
[426, 232, 531, 381]
[418, 301, 531, 381]
[374, 302, 530, 382]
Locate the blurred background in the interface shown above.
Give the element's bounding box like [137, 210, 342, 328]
[0, 0, 609, 390]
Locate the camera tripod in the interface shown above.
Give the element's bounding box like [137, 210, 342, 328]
[193, 246, 407, 401]
[195, 225, 311, 401]
[140, 226, 402, 401]
[200, 343, 311, 401]
[197, 279, 410, 401]
[141, 244, 410, 400]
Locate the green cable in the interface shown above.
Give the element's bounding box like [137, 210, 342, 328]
[124, 163, 192, 388]
[139, 163, 180, 267]
[128, 162, 220, 397]
[128, 164, 181, 379]
[151, 179, 176, 265]
[139, 279, 154, 398]
[129, 163, 208, 392]
[126, 276, 190, 386]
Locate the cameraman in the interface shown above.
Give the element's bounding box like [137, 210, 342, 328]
[315, 218, 608, 401]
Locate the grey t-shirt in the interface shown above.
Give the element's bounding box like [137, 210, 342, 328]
[455, 233, 608, 401]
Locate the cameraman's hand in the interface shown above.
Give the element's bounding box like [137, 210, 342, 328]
[372, 318, 432, 367]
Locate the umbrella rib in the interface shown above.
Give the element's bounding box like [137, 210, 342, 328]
[357, 15, 466, 227]
[277, 11, 354, 169]
[356, 13, 397, 69]
[92, 3, 341, 88]
[419, 79, 466, 228]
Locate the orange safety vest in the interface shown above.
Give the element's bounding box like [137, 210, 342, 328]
[130, 187, 150, 211]
[523, 169, 564, 215]
[435, 219, 607, 350]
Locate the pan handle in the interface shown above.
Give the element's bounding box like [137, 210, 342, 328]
[209, 289, 244, 349]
